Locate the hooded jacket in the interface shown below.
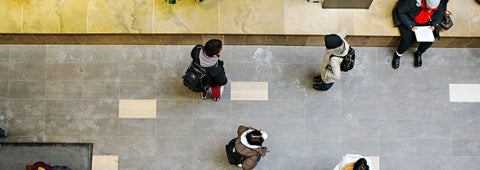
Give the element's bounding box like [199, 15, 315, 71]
[190, 45, 228, 87]
[320, 33, 350, 84]
[235, 126, 268, 170]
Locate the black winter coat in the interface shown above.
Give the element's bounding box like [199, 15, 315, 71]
[190, 45, 228, 87]
[392, 0, 448, 38]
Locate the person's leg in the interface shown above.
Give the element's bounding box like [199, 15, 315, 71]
[201, 90, 207, 100]
[313, 75, 323, 83]
[393, 25, 415, 69]
[413, 42, 434, 67]
[0, 128, 6, 137]
[313, 79, 334, 91]
[210, 85, 224, 101]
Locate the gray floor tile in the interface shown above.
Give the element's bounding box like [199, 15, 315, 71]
[10, 62, 45, 81]
[157, 100, 193, 118]
[453, 138, 480, 156]
[46, 45, 83, 63]
[0, 46, 9, 63]
[157, 118, 194, 137]
[119, 82, 157, 99]
[80, 118, 118, 137]
[83, 63, 119, 82]
[119, 118, 156, 136]
[119, 62, 157, 82]
[379, 120, 416, 137]
[82, 99, 118, 118]
[231, 101, 268, 118]
[10, 45, 46, 63]
[46, 63, 83, 81]
[416, 138, 452, 156]
[0, 63, 9, 80]
[415, 120, 451, 139]
[45, 118, 81, 136]
[46, 81, 82, 99]
[8, 99, 44, 117]
[194, 99, 230, 119]
[8, 81, 45, 99]
[268, 100, 305, 119]
[82, 82, 119, 99]
[453, 156, 480, 170]
[45, 100, 82, 118]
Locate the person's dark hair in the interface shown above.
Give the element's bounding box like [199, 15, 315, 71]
[246, 130, 264, 146]
[204, 39, 222, 57]
[353, 158, 369, 170]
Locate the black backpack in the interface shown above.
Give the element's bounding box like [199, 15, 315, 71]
[182, 45, 209, 92]
[330, 47, 355, 72]
[225, 138, 245, 165]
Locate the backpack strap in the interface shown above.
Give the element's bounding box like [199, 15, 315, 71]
[191, 45, 203, 64]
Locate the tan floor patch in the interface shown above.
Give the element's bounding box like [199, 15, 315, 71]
[449, 84, 480, 102]
[92, 155, 118, 170]
[231, 82, 268, 101]
[119, 99, 157, 118]
[365, 156, 380, 170]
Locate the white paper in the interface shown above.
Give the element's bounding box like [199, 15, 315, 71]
[414, 26, 435, 42]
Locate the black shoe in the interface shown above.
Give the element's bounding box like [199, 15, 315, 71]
[313, 83, 327, 91]
[392, 53, 400, 69]
[414, 51, 422, 67]
[313, 75, 323, 83]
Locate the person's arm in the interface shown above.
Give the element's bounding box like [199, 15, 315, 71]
[396, 0, 417, 31]
[324, 57, 342, 81]
[242, 155, 259, 170]
[430, 0, 449, 27]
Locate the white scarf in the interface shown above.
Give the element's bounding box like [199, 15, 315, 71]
[240, 129, 261, 149]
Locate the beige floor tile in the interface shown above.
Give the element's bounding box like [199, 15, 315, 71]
[449, 84, 480, 102]
[365, 156, 380, 170]
[119, 99, 157, 118]
[231, 82, 268, 101]
[92, 155, 118, 170]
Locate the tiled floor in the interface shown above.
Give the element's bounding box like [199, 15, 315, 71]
[0, 45, 479, 169]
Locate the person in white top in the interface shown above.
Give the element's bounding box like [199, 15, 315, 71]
[313, 30, 350, 91]
[333, 154, 375, 170]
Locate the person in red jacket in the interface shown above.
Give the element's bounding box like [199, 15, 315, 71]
[392, 0, 448, 69]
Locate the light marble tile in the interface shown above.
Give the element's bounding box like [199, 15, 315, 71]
[230, 82, 268, 101]
[92, 155, 119, 170]
[365, 156, 380, 170]
[119, 99, 156, 118]
[219, 0, 284, 34]
[442, 0, 471, 36]
[449, 84, 480, 102]
[469, 0, 480, 36]
[284, 1, 339, 34]
[356, 0, 398, 35]
[88, 0, 153, 33]
[154, 0, 218, 33]
[22, 0, 87, 33]
[0, 1, 22, 33]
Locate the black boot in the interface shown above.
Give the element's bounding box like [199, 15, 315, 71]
[313, 75, 323, 83]
[392, 52, 400, 69]
[414, 51, 423, 67]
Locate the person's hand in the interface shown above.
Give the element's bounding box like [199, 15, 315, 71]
[326, 65, 332, 71]
[428, 26, 435, 31]
[411, 27, 418, 32]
